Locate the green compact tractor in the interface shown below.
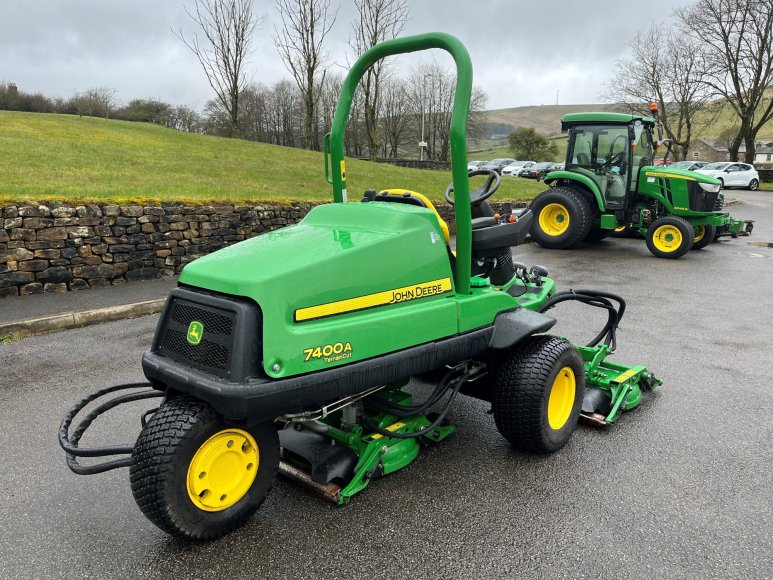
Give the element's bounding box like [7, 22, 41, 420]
[529, 112, 753, 258]
[59, 34, 661, 540]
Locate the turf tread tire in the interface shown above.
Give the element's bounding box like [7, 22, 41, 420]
[645, 215, 695, 259]
[130, 395, 279, 540]
[691, 224, 716, 250]
[529, 186, 594, 249]
[492, 335, 584, 454]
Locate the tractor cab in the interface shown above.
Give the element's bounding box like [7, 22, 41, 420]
[562, 113, 657, 213]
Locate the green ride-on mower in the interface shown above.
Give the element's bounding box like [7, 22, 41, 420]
[59, 33, 661, 541]
[529, 110, 753, 258]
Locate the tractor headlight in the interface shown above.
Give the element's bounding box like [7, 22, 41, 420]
[698, 182, 721, 193]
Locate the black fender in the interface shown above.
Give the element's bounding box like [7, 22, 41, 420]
[489, 308, 556, 349]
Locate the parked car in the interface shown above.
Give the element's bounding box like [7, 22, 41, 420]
[695, 162, 760, 190]
[519, 161, 553, 179]
[654, 159, 672, 166]
[547, 162, 565, 171]
[479, 158, 516, 174]
[502, 160, 535, 176]
[467, 160, 486, 173]
[670, 160, 709, 171]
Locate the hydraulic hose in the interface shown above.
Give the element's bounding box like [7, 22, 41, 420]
[538, 289, 626, 351]
[58, 382, 163, 475]
[364, 365, 473, 439]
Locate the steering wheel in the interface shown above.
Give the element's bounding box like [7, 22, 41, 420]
[603, 135, 628, 169]
[445, 169, 500, 206]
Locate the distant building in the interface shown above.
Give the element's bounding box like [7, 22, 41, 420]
[690, 139, 772, 165]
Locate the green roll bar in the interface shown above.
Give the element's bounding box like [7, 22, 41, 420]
[327, 32, 474, 295]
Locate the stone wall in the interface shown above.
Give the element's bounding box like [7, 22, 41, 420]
[0, 200, 522, 298]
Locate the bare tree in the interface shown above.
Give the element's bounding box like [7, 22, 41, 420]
[175, 0, 263, 137]
[608, 25, 712, 160]
[349, 0, 409, 160]
[380, 76, 411, 158]
[676, 0, 773, 162]
[407, 63, 488, 161]
[274, 0, 338, 150]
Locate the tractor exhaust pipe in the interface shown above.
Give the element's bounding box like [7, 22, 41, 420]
[278, 461, 342, 503]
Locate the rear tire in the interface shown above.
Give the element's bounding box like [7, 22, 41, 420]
[529, 187, 593, 249]
[130, 396, 279, 540]
[492, 335, 585, 454]
[645, 216, 694, 259]
[692, 224, 716, 250]
[749, 179, 759, 191]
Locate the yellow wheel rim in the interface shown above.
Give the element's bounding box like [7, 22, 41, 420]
[539, 203, 570, 236]
[652, 225, 683, 253]
[187, 428, 259, 512]
[614, 226, 627, 233]
[694, 225, 705, 243]
[547, 366, 576, 430]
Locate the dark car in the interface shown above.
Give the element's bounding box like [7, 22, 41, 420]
[479, 158, 516, 175]
[520, 161, 553, 179]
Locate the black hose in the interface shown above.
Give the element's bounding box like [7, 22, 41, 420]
[58, 382, 163, 475]
[364, 366, 471, 439]
[538, 289, 626, 351]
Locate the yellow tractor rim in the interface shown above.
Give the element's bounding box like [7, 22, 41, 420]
[614, 226, 627, 233]
[547, 366, 576, 430]
[187, 428, 259, 512]
[694, 225, 705, 243]
[652, 225, 683, 253]
[539, 203, 570, 236]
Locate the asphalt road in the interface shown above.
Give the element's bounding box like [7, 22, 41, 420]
[1, 190, 771, 579]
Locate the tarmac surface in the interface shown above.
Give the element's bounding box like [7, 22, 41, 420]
[1, 190, 771, 579]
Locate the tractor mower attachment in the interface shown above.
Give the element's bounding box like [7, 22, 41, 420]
[57, 32, 663, 541]
[537, 289, 662, 426]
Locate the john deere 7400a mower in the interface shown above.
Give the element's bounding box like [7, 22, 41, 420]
[529, 111, 753, 258]
[59, 33, 661, 540]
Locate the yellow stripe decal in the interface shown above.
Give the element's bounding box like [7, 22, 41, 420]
[613, 368, 638, 383]
[295, 277, 452, 322]
[645, 171, 696, 181]
[371, 421, 406, 440]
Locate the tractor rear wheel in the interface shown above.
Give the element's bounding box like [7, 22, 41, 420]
[130, 395, 279, 540]
[645, 216, 694, 259]
[529, 187, 593, 249]
[692, 224, 716, 250]
[492, 335, 585, 454]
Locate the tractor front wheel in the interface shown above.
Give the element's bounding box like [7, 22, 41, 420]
[130, 395, 279, 540]
[492, 335, 585, 454]
[645, 216, 694, 259]
[692, 224, 716, 250]
[529, 187, 593, 249]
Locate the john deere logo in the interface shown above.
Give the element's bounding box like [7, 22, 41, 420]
[186, 321, 204, 345]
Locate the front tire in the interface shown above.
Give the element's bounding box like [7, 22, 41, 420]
[130, 395, 279, 540]
[749, 179, 759, 191]
[645, 216, 695, 259]
[529, 187, 593, 249]
[692, 224, 716, 250]
[492, 335, 585, 454]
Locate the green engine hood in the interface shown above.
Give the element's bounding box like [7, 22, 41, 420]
[179, 202, 458, 378]
[641, 166, 721, 185]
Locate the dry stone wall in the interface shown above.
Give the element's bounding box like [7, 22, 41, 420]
[0, 200, 519, 298]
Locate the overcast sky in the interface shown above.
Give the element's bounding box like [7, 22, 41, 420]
[1, 0, 694, 112]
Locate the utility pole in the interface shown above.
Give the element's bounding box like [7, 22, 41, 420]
[420, 73, 430, 161]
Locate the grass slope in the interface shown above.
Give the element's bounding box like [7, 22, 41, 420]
[484, 100, 773, 140]
[0, 111, 546, 204]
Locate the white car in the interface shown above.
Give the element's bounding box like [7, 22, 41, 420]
[502, 161, 535, 176]
[695, 162, 760, 190]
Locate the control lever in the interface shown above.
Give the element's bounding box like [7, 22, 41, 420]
[529, 265, 548, 286]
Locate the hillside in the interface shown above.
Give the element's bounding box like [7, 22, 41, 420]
[0, 111, 546, 204]
[484, 100, 773, 140]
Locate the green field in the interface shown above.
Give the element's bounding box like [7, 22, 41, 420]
[0, 111, 546, 205]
